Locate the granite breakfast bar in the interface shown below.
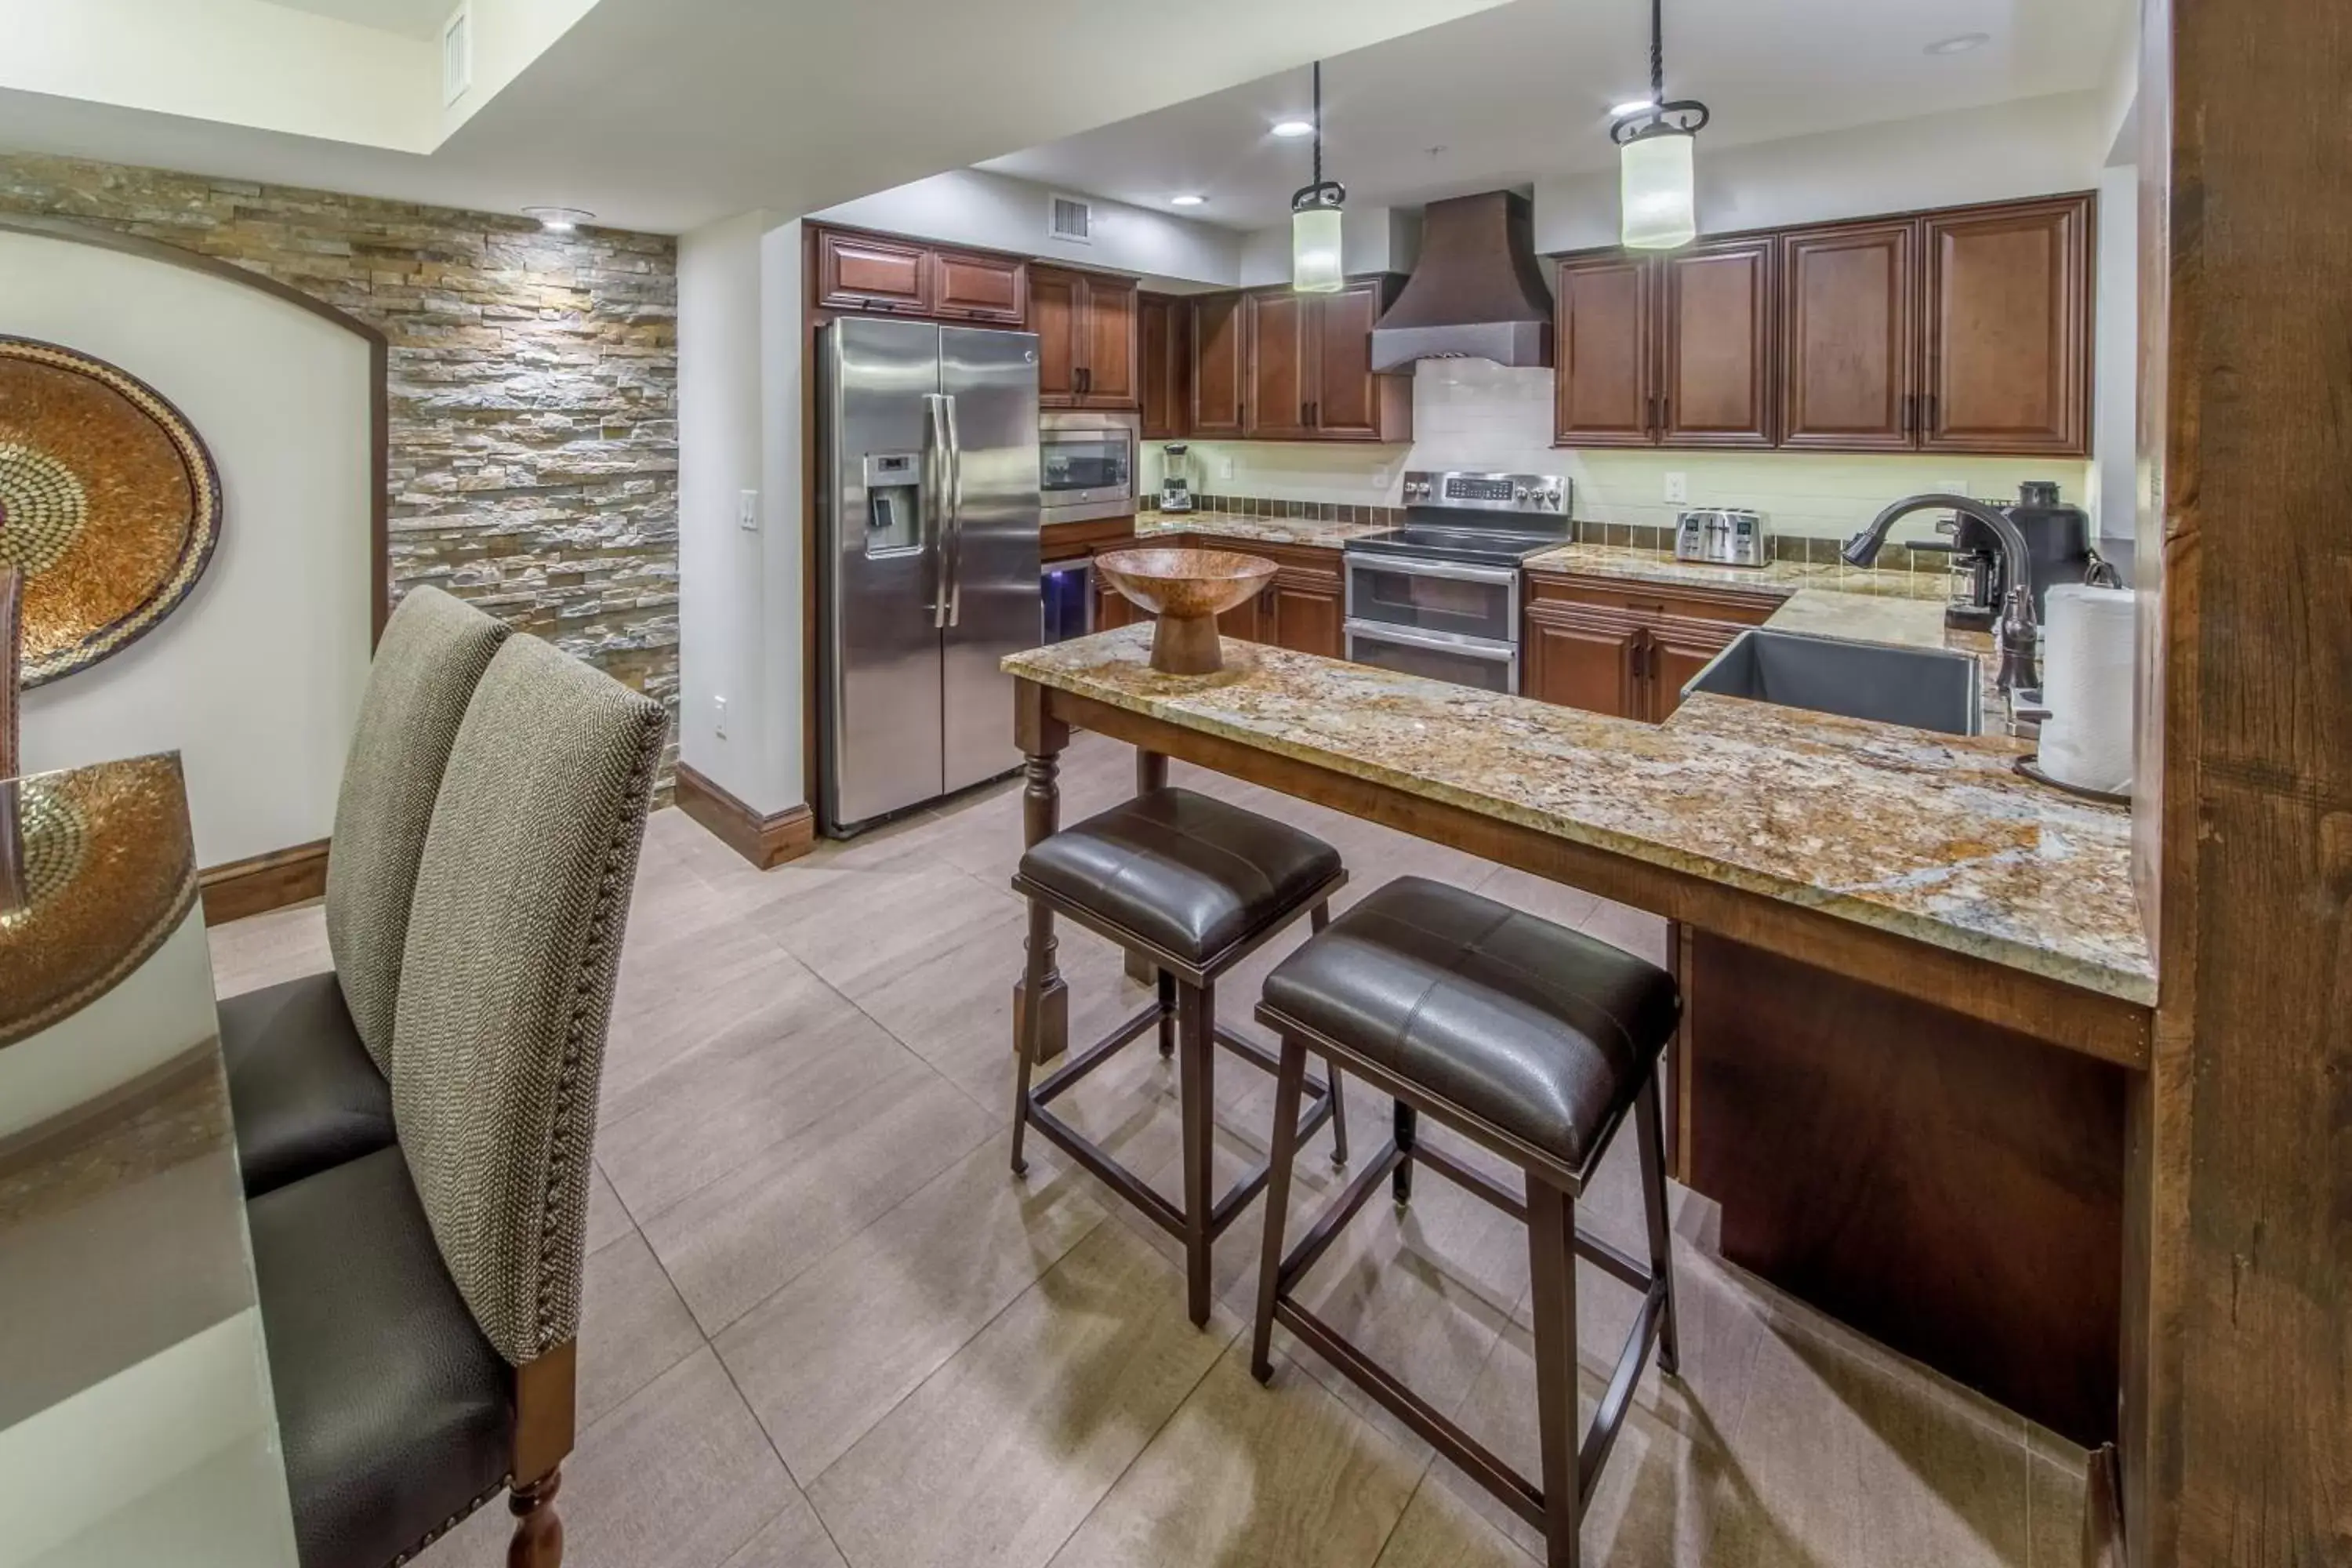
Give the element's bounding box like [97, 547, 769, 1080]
[1003, 622, 2153, 1450]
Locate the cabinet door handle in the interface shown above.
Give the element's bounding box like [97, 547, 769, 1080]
[1657, 394, 1670, 433]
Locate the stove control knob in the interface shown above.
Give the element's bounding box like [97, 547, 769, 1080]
[1512, 485, 1530, 503]
[1542, 487, 1563, 507]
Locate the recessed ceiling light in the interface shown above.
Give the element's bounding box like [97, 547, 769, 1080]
[1924, 32, 1991, 55]
[1170, 194, 1206, 207]
[1610, 97, 1657, 118]
[1271, 118, 1316, 138]
[523, 205, 593, 231]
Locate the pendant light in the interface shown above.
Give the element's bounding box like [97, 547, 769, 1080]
[1290, 61, 1345, 292]
[1609, 0, 1709, 249]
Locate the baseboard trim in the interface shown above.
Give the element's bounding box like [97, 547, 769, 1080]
[674, 762, 816, 870]
[201, 838, 330, 926]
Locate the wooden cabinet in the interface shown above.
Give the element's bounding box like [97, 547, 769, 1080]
[1237, 280, 1411, 443]
[1523, 570, 1777, 720]
[1919, 197, 2092, 455]
[1555, 241, 1773, 448]
[1034, 265, 1140, 410]
[1138, 293, 1192, 440]
[1243, 291, 1313, 439]
[1559, 192, 2093, 457]
[812, 226, 1029, 325]
[1780, 220, 1918, 450]
[931, 247, 1026, 324]
[1189, 292, 1247, 437]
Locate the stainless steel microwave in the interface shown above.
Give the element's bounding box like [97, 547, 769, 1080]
[1040, 413, 1136, 525]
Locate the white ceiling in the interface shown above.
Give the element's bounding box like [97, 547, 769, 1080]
[0, 0, 1519, 232]
[259, 0, 452, 39]
[982, 0, 2132, 231]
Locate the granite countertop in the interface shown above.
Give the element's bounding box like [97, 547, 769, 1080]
[1134, 510, 1388, 551]
[1524, 542, 1949, 601]
[1004, 626, 2153, 1004]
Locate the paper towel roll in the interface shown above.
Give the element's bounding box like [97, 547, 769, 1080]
[2038, 583, 2136, 793]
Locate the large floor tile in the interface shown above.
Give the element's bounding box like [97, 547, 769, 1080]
[584, 1159, 633, 1256]
[1373, 1475, 1538, 1568]
[578, 1226, 706, 1427]
[753, 858, 1029, 1003]
[643, 1067, 997, 1334]
[808, 1223, 1235, 1568]
[418, 1348, 800, 1568]
[717, 1131, 1109, 1483]
[1045, 1342, 1424, 1568]
[719, 1494, 851, 1568]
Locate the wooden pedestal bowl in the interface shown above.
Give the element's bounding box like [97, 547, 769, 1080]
[1093, 547, 1279, 674]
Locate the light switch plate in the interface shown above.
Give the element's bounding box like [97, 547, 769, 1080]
[713, 695, 728, 739]
[1663, 472, 1688, 504]
[737, 490, 760, 532]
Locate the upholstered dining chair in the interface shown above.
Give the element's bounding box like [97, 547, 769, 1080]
[220, 584, 510, 1196]
[248, 633, 666, 1568]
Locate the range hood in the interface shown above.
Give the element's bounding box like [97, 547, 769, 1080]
[1370, 191, 1555, 371]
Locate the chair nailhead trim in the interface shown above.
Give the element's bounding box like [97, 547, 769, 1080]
[387, 1479, 508, 1566]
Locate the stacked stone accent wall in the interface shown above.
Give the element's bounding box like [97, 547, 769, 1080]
[0, 154, 681, 790]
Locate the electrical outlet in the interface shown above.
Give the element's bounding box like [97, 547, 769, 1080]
[713, 695, 728, 740]
[737, 489, 760, 532]
[1218, 457, 1235, 481]
[1663, 472, 1688, 504]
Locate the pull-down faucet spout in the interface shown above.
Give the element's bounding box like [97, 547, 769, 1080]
[1843, 493, 2039, 693]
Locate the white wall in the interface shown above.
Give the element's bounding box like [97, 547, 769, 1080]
[1166, 359, 2092, 544]
[817, 169, 1241, 289]
[2090, 164, 2139, 541]
[6, 228, 374, 869]
[1534, 91, 2111, 252]
[1236, 205, 1423, 287]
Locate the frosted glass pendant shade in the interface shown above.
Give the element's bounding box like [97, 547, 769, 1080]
[1292, 206, 1345, 292]
[1620, 130, 1697, 249]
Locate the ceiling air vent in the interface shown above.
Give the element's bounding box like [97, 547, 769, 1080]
[1048, 194, 1094, 245]
[441, 2, 474, 107]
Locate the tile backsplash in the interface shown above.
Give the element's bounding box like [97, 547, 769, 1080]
[1142, 360, 2097, 544]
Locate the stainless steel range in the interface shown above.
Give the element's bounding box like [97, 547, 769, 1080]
[1342, 470, 1571, 693]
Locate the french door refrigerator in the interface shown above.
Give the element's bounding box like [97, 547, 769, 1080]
[818, 317, 1043, 836]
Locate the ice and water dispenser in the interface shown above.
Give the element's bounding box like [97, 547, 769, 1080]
[862, 452, 923, 556]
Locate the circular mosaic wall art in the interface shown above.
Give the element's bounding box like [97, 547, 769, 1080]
[0, 336, 223, 686]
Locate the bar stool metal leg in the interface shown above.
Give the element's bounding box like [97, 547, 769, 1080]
[1392, 1102, 1418, 1206]
[1156, 971, 1176, 1058]
[1526, 1178, 1584, 1568]
[1635, 1072, 1680, 1377]
[1251, 1037, 1308, 1382]
[1178, 979, 1218, 1327]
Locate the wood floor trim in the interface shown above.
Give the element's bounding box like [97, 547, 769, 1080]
[673, 761, 816, 869]
[199, 838, 330, 926]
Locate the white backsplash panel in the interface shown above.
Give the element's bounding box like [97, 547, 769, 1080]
[1142, 360, 2096, 542]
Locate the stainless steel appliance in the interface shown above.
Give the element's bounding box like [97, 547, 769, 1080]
[1158, 442, 1195, 513]
[1341, 470, 1571, 693]
[818, 316, 1041, 836]
[1674, 507, 1769, 568]
[1040, 557, 1094, 644]
[1040, 412, 1135, 525]
[1908, 481, 2119, 629]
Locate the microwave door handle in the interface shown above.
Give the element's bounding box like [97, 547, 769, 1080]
[923, 394, 949, 629]
[942, 394, 964, 627]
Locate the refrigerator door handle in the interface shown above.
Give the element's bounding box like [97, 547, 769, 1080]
[942, 393, 965, 627]
[923, 393, 951, 629]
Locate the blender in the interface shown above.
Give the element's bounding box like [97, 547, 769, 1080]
[1158, 443, 1196, 514]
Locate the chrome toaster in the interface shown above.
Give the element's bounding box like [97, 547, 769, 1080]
[1673, 508, 1770, 568]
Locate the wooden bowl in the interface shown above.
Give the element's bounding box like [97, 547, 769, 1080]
[1094, 547, 1279, 674]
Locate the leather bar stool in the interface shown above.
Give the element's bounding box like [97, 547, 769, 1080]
[1247, 876, 1682, 1568]
[1011, 785, 1352, 1327]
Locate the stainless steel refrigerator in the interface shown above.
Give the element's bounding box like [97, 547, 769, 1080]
[818, 317, 1042, 836]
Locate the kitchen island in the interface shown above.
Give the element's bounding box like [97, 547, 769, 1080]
[1004, 619, 2152, 1447]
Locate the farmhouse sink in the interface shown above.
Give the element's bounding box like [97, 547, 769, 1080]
[1683, 629, 1982, 737]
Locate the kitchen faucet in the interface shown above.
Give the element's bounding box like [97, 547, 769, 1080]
[1843, 493, 2039, 693]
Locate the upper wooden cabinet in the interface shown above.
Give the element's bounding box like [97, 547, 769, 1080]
[1554, 241, 1773, 448]
[1138, 293, 1192, 440]
[1190, 292, 1248, 437]
[1237, 279, 1411, 443]
[1560, 192, 2094, 457]
[1781, 220, 1918, 450]
[1919, 197, 2092, 455]
[812, 227, 1028, 325]
[1244, 291, 1315, 439]
[1033, 264, 1139, 411]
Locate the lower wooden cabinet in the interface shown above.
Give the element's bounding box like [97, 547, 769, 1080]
[1523, 570, 1778, 720]
[1105, 535, 1345, 659]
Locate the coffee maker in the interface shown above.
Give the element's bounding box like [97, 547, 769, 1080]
[1158, 443, 1195, 514]
[1924, 481, 2117, 630]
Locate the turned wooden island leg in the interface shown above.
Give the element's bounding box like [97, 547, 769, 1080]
[1011, 680, 1070, 1065]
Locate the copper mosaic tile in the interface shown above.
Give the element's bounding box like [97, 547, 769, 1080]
[0, 338, 222, 687]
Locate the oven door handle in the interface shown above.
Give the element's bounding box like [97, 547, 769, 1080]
[1344, 554, 1523, 587]
[1343, 619, 1518, 660]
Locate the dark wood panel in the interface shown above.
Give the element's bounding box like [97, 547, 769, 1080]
[1265, 569, 1345, 659]
[1554, 254, 1654, 446]
[1040, 516, 1137, 561]
[1642, 616, 1745, 721]
[1030, 264, 1080, 406]
[674, 763, 817, 869]
[1308, 281, 1410, 442]
[1077, 273, 1139, 409]
[815, 229, 929, 314]
[1780, 220, 1918, 450]
[1658, 238, 1776, 447]
[1686, 932, 2125, 1446]
[931, 247, 1025, 324]
[1921, 196, 2092, 456]
[1138, 293, 1189, 440]
[1523, 602, 1642, 717]
[1189, 292, 1247, 437]
[1244, 290, 1313, 439]
[198, 839, 330, 925]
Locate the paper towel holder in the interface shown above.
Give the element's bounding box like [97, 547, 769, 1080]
[2014, 753, 2130, 807]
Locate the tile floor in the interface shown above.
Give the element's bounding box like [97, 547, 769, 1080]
[209, 732, 2089, 1568]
